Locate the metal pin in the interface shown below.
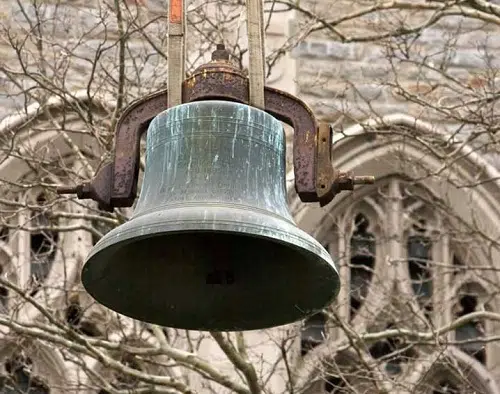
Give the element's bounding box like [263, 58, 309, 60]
[353, 176, 375, 185]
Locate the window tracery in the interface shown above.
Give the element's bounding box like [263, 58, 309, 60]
[301, 178, 497, 393]
[0, 227, 8, 243]
[349, 213, 375, 319]
[0, 265, 9, 313]
[9, 173, 92, 305]
[368, 322, 417, 377]
[451, 255, 466, 277]
[0, 218, 17, 313]
[453, 283, 487, 365]
[407, 220, 433, 318]
[0, 286, 8, 313]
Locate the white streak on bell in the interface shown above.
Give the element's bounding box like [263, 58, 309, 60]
[232, 124, 239, 158]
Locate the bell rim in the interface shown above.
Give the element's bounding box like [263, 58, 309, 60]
[82, 207, 340, 331]
[82, 228, 340, 331]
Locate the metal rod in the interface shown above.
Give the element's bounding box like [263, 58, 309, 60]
[353, 176, 375, 185]
[56, 186, 78, 195]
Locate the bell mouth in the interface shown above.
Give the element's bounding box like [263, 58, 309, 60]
[82, 206, 340, 331]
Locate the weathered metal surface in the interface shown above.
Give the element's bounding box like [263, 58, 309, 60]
[82, 101, 340, 331]
[315, 124, 375, 206]
[185, 46, 319, 201]
[112, 89, 169, 207]
[57, 44, 373, 210]
[57, 162, 114, 211]
[316, 123, 336, 206]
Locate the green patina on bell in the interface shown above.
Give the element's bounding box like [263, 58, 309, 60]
[81, 100, 340, 331]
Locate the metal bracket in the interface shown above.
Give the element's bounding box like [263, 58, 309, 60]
[57, 45, 374, 211]
[315, 123, 375, 207]
[316, 123, 336, 207]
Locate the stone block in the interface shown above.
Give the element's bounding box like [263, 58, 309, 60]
[71, 39, 113, 59]
[400, 61, 472, 83]
[292, 40, 364, 61]
[360, 63, 391, 79]
[298, 59, 369, 81]
[417, 28, 443, 46]
[291, 41, 309, 58]
[344, 84, 389, 103]
[362, 45, 388, 63]
[326, 41, 364, 61]
[307, 41, 329, 58]
[450, 50, 500, 69]
[389, 83, 451, 107]
[298, 81, 345, 99]
[435, 15, 489, 31]
[318, 99, 412, 123]
[456, 31, 500, 49]
[8, 3, 101, 38]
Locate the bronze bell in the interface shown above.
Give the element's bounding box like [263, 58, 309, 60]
[81, 101, 340, 331]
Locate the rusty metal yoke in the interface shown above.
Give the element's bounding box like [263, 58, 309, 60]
[57, 45, 374, 211]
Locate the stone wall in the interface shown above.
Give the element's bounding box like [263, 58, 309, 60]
[292, 2, 500, 132]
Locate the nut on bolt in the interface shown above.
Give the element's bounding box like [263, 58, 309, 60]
[211, 43, 230, 61]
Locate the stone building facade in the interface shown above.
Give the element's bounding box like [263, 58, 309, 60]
[0, 0, 500, 393]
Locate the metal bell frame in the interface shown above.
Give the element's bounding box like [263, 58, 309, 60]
[57, 45, 373, 211]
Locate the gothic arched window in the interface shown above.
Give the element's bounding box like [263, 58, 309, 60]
[407, 219, 433, 318]
[368, 322, 417, 376]
[307, 178, 496, 392]
[349, 213, 375, 319]
[0, 266, 9, 313]
[454, 283, 486, 364]
[0, 228, 8, 243]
